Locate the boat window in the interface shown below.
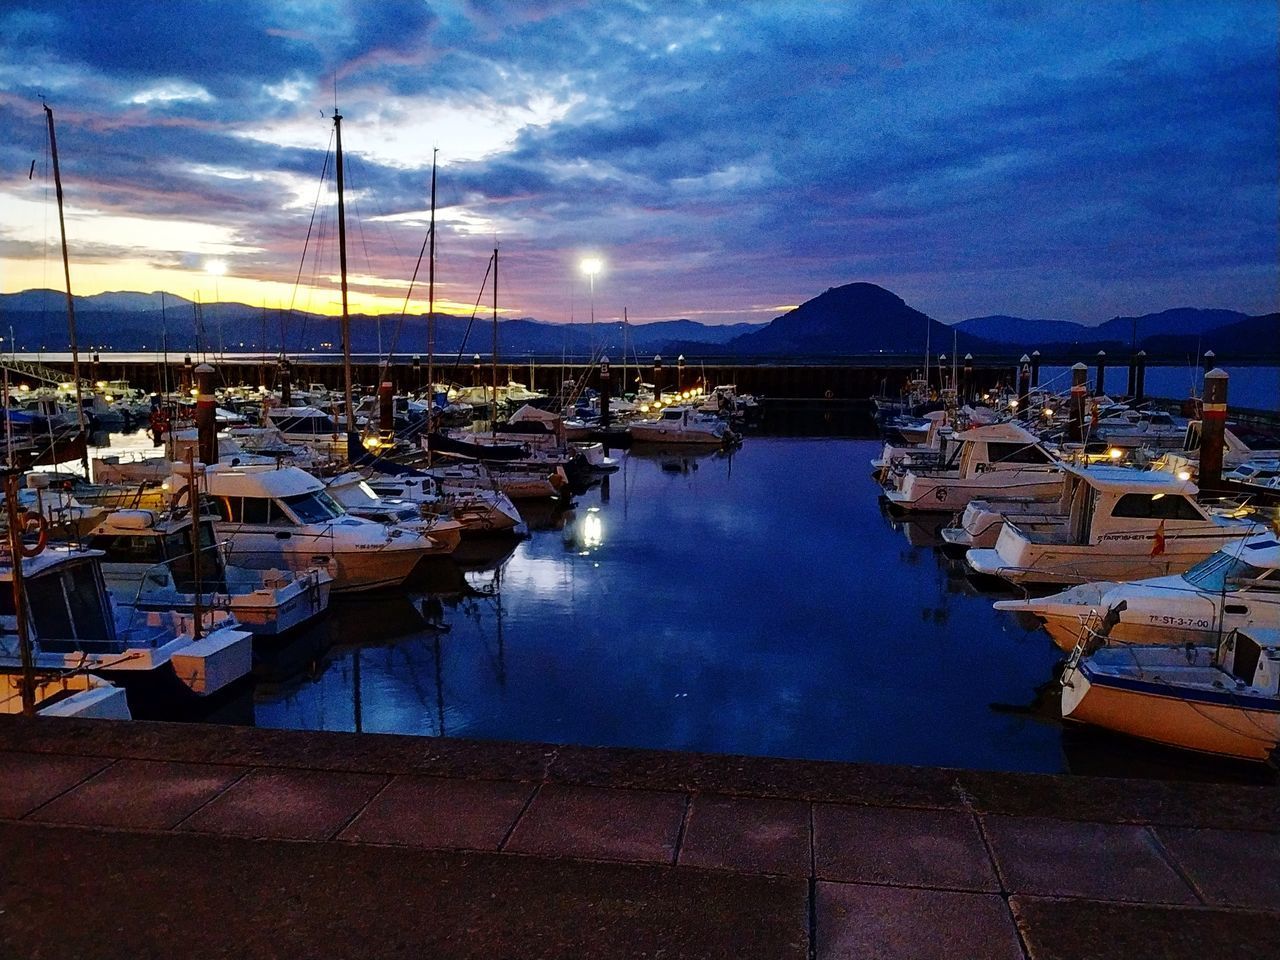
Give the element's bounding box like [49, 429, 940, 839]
[986, 442, 1052, 464]
[165, 524, 226, 592]
[1183, 551, 1267, 592]
[86, 534, 165, 565]
[239, 497, 277, 524]
[24, 563, 113, 645]
[1111, 493, 1204, 521]
[281, 491, 343, 523]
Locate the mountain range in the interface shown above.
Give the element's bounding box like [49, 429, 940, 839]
[1, 285, 1275, 361]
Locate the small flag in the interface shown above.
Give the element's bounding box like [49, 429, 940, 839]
[1150, 520, 1166, 557]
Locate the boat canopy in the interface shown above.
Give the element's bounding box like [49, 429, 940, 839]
[953, 422, 1042, 444]
[1059, 463, 1198, 496]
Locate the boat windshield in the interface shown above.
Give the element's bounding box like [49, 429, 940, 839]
[281, 490, 344, 524]
[1183, 550, 1267, 592]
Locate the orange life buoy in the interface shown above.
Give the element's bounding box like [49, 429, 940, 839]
[19, 511, 48, 558]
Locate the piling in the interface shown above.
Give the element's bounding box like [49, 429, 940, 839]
[1017, 355, 1031, 416]
[1199, 368, 1228, 490]
[600, 356, 611, 427]
[962, 354, 974, 402]
[379, 380, 394, 434]
[1126, 353, 1137, 398]
[194, 363, 217, 466]
[1203, 350, 1216, 374]
[1068, 362, 1088, 442]
[1135, 350, 1147, 402]
[412, 355, 421, 391]
[1030, 350, 1041, 388]
[939, 354, 948, 391]
[654, 355, 663, 402]
[182, 354, 194, 393]
[473, 354, 482, 388]
[1095, 350, 1106, 397]
[677, 354, 685, 391]
[278, 358, 292, 407]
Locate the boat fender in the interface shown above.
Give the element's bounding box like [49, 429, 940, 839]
[19, 511, 48, 558]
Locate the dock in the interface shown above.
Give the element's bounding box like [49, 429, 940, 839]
[2, 716, 1277, 958]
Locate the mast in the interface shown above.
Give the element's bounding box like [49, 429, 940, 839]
[334, 110, 356, 443]
[427, 148, 437, 409]
[621, 308, 628, 398]
[4, 470, 36, 714]
[491, 246, 499, 437]
[43, 105, 89, 477]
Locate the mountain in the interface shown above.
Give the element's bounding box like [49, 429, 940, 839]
[952, 315, 1097, 346]
[0, 291, 765, 356]
[1142, 313, 1280, 359]
[953, 307, 1253, 352]
[723, 283, 992, 357]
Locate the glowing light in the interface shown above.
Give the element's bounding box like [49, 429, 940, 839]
[582, 506, 603, 548]
[205, 259, 228, 276]
[580, 257, 603, 277]
[1042, 408, 1054, 417]
[1108, 447, 1124, 460]
[1176, 470, 1192, 481]
[1008, 399, 1019, 409]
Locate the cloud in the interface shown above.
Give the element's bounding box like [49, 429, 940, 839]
[0, 0, 1274, 325]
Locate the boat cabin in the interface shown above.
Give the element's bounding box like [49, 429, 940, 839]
[85, 510, 227, 594]
[1, 550, 118, 656]
[1217, 627, 1280, 698]
[268, 406, 342, 436]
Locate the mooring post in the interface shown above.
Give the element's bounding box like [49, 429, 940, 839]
[653, 355, 663, 403]
[1068, 362, 1088, 442]
[1199, 368, 1229, 491]
[278, 357, 292, 407]
[962, 353, 974, 402]
[194, 363, 217, 466]
[600, 355, 611, 427]
[1135, 350, 1147, 402]
[1095, 350, 1106, 397]
[1030, 349, 1041, 388]
[1017, 354, 1031, 417]
[1202, 350, 1215, 374]
[379, 380, 394, 435]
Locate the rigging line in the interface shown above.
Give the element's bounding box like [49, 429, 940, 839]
[448, 253, 495, 378]
[287, 129, 335, 354]
[374, 224, 434, 392]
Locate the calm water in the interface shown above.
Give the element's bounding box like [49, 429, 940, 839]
[82, 420, 1272, 780]
[243, 435, 1096, 775]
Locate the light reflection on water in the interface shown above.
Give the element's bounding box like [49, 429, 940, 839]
[251, 438, 1077, 774]
[81, 426, 1274, 780]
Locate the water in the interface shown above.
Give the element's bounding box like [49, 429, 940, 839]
[79, 421, 1273, 780]
[1037, 363, 1279, 412]
[243, 437, 1098, 775]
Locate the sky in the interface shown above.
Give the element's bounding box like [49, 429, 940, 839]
[0, 1, 1276, 327]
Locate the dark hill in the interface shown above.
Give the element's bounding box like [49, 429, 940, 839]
[727, 283, 991, 357]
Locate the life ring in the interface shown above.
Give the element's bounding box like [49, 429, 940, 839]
[824, 389, 834, 400]
[19, 511, 48, 558]
[171, 484, 192, 513]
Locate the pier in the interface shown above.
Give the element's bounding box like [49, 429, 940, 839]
[2, 716, 1277, 959]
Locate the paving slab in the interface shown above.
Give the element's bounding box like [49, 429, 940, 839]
[0, 715, 554, 781]
[179, 767, 387, 840]
[0, 821, 809, 960]
[816, 881, 1023, 960]
[983, 815, 1197, 904]
[957, 768, 1280, 832]
[27, 758, 245, 830]
[1012, 895, 1280, 960]
[0, 750, 113, 819]
[505, 783, 687, 863]
[1154, 826, 1280, 912]
[678, 794, 811, 877]
[814, 803, 998, 891]
[340, 775, 535, 850]
[551, 742, 964, 808]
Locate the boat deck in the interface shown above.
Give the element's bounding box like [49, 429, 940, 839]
[1, 716, 1277, 959]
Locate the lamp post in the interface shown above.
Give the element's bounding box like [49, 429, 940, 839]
[581, 257, 602, 356]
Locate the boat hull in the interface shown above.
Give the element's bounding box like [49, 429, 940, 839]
[1062, 666, 1280, 761]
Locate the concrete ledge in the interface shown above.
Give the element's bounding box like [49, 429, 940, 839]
[2, 716, 1276, 830]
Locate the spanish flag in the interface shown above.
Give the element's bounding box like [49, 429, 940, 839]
[1150, 520, 1166, 557]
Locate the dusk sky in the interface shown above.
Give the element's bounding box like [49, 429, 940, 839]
[1, 1, 1276, 326]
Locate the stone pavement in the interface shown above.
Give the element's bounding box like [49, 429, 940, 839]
[1, 716, 1278, 959]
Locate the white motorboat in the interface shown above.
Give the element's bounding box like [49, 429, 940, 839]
[427, 460, 568, 501]
[170, 463, 438, 593]
[355, 473, 524, 537]
[88, 509, 333, 637]
[995, 531, 1280, 651]
[940, 494, 1068, 552]
[264, 406, 351, 458]
[882, 422, 1062, 512]
[1093, 409, 1187, 450]
[1060, 626, 1280, 761]
[628, 405, 734, 445]
[322, 472, 464, 553]
[871, 411, 955, 475]
[0, 546, 252, 704]
[966, 464, 1257, 587]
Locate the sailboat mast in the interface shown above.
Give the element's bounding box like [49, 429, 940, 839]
[333, 111, 356, 440]
[491, 246, 499, 437]
[43, 105, 89, 475]
[621, 307, 628, 397]
[427, 149, 437, 406]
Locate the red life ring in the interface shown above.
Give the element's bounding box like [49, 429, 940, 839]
[19, 511, 48, 558]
